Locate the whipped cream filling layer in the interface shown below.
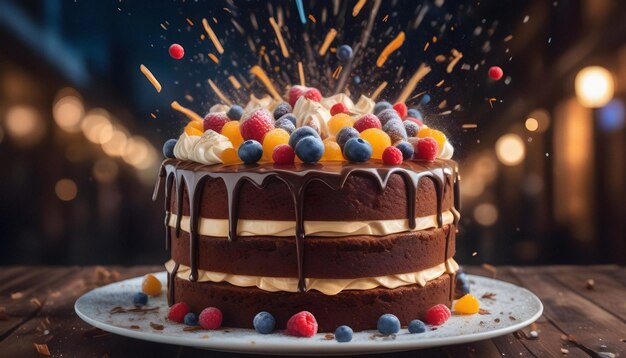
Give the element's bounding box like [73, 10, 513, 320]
[168, 210, 456, 237]
[166, 258, 458, 295]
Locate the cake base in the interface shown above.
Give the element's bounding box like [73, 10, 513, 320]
[171, 273, 455, 331]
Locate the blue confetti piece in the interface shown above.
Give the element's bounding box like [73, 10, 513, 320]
[295, 0, 306, 24]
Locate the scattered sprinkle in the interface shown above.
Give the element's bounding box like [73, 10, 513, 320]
[34, 343, 51, 357]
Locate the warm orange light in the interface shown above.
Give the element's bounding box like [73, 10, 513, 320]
[82, 109, 112, 143]
[55, 178, 78, 201]
[495, 134, 525, 166]
[101, 129, 128, 157]
[575, 66, 614, 108]
[525, 118, 538, 132]
[5, 105, 43, 142]
[53, 95, 84, 132]
[473, 203, 498, 226]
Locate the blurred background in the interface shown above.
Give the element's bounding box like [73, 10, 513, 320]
[0, 0, 624, 266]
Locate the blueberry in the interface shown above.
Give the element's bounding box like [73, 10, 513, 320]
[336, 127, 360, 149]
[238, 140, 263, 164]
[279, 113, 297, 126]
[456, 271, 471, 295]
[420, 94, 431, 105]
[288, 126, 321, 148]
[184, 312, 199, 326]
[408, 319, 426, 334]
[395, 141, 414, 160]
[275, 117, 296, 134]
[227, 105, 244, 120]
[336, 45, 353, 62]
[377, 314, 400, 335]
[403, 120, 420, 137]
[407, 108, 423, 121]
[253, 311, 276, 334]
[377, 108, 401, 126]
[383, 119, 408, 143]
[352, 75, 361, 85]
[295, 136, 324, 163]
[343, 138, 372, 162]
[374, 101, 393, 115]
[334, 325, 353, 343]
[162, 139, 177, 159]
[273, 102, 292, 120]
[132, 292, 148, 306]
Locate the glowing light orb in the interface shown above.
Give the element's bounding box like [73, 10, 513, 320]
[53, 95, 84, 133]
[55, 179, 78, 201]
[525, 118, 538, 132]
[598, 99, 625, 132]
[495, 134, 525, 166]
[473, 203, 498, 226]
[575, 66, 614, 108]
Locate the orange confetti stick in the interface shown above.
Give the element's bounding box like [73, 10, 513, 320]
[318, 28, 337, 56]
[298, 61, 306, 86]
[376, 31, 405, 67]
[139, 64, 162, 93]
[202, 18, 224, 54]
[208, 79, 233, 106]
[171, 101, 203, 123]
[446, 49, 463, 73]
[352, 0, 367, 16]
[396, 63, 431, 103]
[250, 65, 282, 100]
[269, 17, 289, 58]
[228, 75, 241, 90]
[370, 81, 388, 101]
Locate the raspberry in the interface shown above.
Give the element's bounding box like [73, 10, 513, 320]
[417, 127, 446, 151]
[262, 128, 290, 161]
[382, 146, 403, 165]
[272, 144, 295, 164]
[425, 304, 451, 326]
[168, 44, 184, 59]
[203, 112, 230, 133]
[240, 109, 273, 143]
[168, 302, 190, 323]
[286, 311, 318, 337]
[288, 86, 306, 107]
[330, 103, 349, 116]
[353, 114, 382, 132]
[303, 88, 322, 102]
[198, 307, 223, 330]
[488, 66, 503, 80]
[414, 137, 439, 161]
[393, 102, 408, 118]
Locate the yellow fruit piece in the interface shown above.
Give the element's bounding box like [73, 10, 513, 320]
[221, 121, 244, 148]
[418, 128, 446, 153]
[262, 128, 290, 162]
[221, 147, 241, 165]
[322, 140, 344, 161]
[184, 121, 204, 136]
[360, 128, 391, 160]
[327, 113, 353, 136]
[142, 274, 162, 296]
[454, 294, 480, 315]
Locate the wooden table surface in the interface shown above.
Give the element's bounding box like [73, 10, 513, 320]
[0, 265, 624, 357]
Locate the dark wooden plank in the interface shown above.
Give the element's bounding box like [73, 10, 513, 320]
[0, 266, 31, 285]
[443, 339, 504, 357]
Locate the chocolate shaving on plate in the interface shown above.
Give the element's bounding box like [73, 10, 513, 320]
[150, 322, 164, 330]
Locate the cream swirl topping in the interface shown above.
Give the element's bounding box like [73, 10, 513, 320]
[173, 130, 233, 165]
[292, 96, 331, 137]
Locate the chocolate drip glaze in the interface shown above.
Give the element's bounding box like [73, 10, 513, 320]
[153, 159, 459, 291]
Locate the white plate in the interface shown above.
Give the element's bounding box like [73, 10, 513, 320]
[75, 272, 542, 356]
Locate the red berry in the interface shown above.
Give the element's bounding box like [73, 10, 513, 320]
[240, 109, 274, 142]
[393, 102, 408, 118]
[198, 307, 223, 330]
[425, 304, 451, 326]
[488, 66, 503, 80]
[382, 146, 403, 165]
[353, 114, 382, 132]
[169, 44, 185, 60]
[288, 86, 306, 107]
[414, 137, 439, 161]
[303, 88, 322, 102]
[286, 311, 318, 337]
[168, 302, 190, 323]
[405, 117, 424, 127]
[272, 144, 295, 164]
[330, 103, 349, 116]
[203, 112, 230, 133]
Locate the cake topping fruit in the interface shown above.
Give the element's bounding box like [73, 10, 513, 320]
[454, 294, 480, 314]
[142, 274, 162, 296]
[353, 114, 382, 132]
[336, 45, 354, 62]
[253, 311, 276, 334]
[295, 136, 325, 163]
[403, 120, 420, 137]
[407, 108, 423, 121]
[360, 128, 391, 159]
[336, 127, 360, 149]
[393, 102, 408, 118]
[327, 113, 353, 136]
[273, 102, 292, 120]
[198, 307, 223, 330]
[274, 117, 296, 134]
[382, 146, 403, 165]
[240, 109, 273, 143]
[286, 311, 318, 337]
[377, 314, 401, 335]
[168, 302, 190, 323]
[322, 139, 344, 161]
[425, 304, 451, 326]
[288, 86, 307, 107]
[220, 121, 244, 148]
[408, 319, 427, 334]
[373, 101, 393, 115]
[238, 140, 264, 164]
[382, 119, 408, 143]
[395, 141, 414, 160]
[168, 43, 184, 59]
[132, 292, 148, 307]
[184, 121, 204, 136]
[262, 128, 290, 161]
[343, 138, 372, 162]
[418, 127, 447, 152]
[377, 108, 402, 126]
[303, 87, 322, 102]
[289, 126, 321, 148]
[184, 312, 199, 326]
[414, 137, 439, 161]
[330, 103, 350, 116]
[162, 139, 177, 159]
[278, 113, 296, 126]
[456, 270, 471, 295]
[334, 325, 353, 342]
[203, 112, 230, 133]
[221, 147, 241, 165]
[227, 105, 244, 121]
[420, 94, 432, 105]
[488, 66, 504, 80]
[272, 144, 296, 164]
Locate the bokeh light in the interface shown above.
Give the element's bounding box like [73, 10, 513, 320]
[4, 105, 45, 146]
[81, 109, 112, 144]
[93, 158, 120, 183]
[527, 109, 550, 133]
[101, 129, 128, 157]
[524, 117, 538, 132]
[575, 66, 614, 108]
[473, 203, 499, 226]
[495, 134, 525, 166]
[597, 99, 625, 132]
[53, 94, 84, 133]
[55, 179, 78, 201]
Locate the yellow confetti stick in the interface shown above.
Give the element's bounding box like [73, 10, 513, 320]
[202, 18, 224, 54]
[352, 0, 367, 16]
[208, 53, 220, 64]
[396, 63, 431, 103]
[318, 28, 337, 56]
[208, 79, 233, 106]
[446, 49, 463, 73]
[376, 31, 405, 67]
[139, 64, 162, 93]
[370, 81, 388, 101]
[250, 65, 282, 100]
[269, 17, 290, 58]
[228, 75, 241, 90]
[298, 61, 306, 86]
[462, 124, 478, 129]
[171, 101, 203, 122]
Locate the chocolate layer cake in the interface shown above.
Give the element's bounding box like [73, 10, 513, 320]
[155, 158, 460, 331]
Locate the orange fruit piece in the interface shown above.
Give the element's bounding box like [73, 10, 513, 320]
[418, 127, 446, 153]
[322, 140, 344, 161]
[221, 147, 241, 165]
[184, 121, 204, 136]
[142, 274, 162, 296]
[262, 128, 290, 162]
[220, 121, 244, 148]
[360, 128, 391, 160]
[454, 294, 480, 314]
[327, 113, 353, 136]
